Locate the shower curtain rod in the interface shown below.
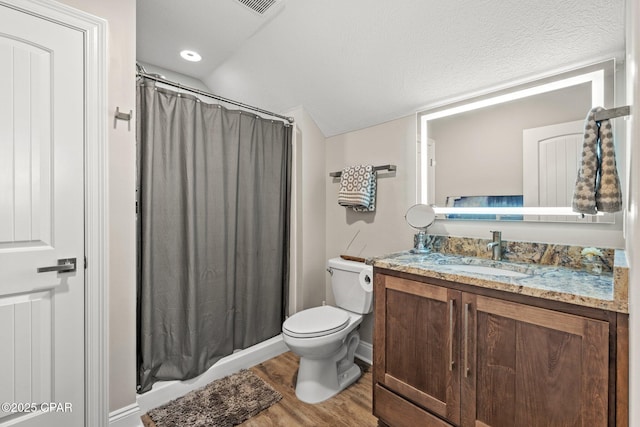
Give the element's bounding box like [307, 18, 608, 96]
[137, 71, 295, 124]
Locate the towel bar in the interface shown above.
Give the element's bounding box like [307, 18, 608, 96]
[594, 106, 630, 122]
[329, 164, 397, 178]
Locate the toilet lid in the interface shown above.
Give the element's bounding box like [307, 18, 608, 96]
[283, 306, 350, 338]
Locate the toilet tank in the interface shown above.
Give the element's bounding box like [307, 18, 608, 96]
[327, 257, 373, 314]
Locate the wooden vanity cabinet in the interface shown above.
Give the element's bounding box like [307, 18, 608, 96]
[373, 275, 463, 426]
[461, 292, 609, 427]
[373, 271, 627, 427]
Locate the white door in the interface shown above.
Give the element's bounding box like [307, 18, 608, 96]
[522, 120, 588, 222]
[0, 3, 85, 426]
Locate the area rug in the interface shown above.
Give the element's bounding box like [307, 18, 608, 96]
[143, 369, 282, 427]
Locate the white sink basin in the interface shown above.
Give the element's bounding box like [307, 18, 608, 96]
[447, 264, 529, 278]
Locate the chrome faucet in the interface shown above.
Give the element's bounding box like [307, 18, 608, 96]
[487, 230, 502, 261]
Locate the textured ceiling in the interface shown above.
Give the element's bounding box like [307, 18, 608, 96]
[137, 0, 625, 137]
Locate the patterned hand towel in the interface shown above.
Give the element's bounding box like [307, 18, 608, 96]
[572, 107, 622, 214]
[338, 165, 377, 212]
[572, 108, 599, 214]
[353, 170, 376, 212]
[594, 117, 622, 212]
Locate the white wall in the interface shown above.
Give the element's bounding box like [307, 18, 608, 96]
[57, 0, 138, 414]
[625, 1, 639, 425]
[325, 116, 417, 342]
[286, 106, 327, 312]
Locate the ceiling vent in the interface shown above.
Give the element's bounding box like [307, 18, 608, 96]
[236, 0, 279, 15]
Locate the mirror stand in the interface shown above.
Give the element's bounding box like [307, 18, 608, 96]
[411, 231, 430, 254]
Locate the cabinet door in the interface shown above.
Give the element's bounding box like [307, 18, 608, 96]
[461, 293, 609, 427]
[374, 275, 462, 425]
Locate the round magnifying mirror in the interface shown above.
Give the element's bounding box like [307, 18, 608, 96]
[405, 204, 435, 254]
[405, 204, 436, 231]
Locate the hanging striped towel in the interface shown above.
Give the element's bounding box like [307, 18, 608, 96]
[572, 107, 622, 214]
[338, 165, 377, 212]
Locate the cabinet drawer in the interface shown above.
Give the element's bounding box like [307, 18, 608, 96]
[375, 384, 453, 427]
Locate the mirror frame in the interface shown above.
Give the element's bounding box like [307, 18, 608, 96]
[417, 60, 616, 220]
[405, 203, 436, 230]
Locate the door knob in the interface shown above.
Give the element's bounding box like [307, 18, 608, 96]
[37, 258, 77, 273]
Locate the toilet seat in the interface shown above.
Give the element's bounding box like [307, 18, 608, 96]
[283, 306, 350, 338]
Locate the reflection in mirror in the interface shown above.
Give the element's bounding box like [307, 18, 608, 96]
[405, 204, 436, 253]
[417, 60, 622, 223]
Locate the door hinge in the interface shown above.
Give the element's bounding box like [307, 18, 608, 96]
[84, 256, 87, 270]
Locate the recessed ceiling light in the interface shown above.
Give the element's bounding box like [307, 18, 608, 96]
[180, 50, 202, 62]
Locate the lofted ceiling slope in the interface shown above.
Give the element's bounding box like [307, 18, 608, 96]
[137, 0, 625, 137]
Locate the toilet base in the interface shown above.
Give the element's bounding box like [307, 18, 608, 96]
[294, 330, 361, 404]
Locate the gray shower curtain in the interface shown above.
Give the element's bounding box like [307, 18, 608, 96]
[136, 80, 291, 393]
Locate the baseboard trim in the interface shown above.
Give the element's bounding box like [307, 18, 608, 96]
[137, 335, 287, 415]
[356, 340, 373, 365]
[109, 402, 143, 427]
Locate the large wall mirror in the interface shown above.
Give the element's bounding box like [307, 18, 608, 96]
[417, 60, 623, 223]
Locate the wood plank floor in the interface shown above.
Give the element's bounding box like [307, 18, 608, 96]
[141, 351, 379, 427]
[243, 351, 378, 426]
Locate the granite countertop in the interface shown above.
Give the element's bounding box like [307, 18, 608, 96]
[370, 250, 629, 313]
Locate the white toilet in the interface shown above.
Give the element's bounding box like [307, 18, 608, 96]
[282, 257, 373, 403]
